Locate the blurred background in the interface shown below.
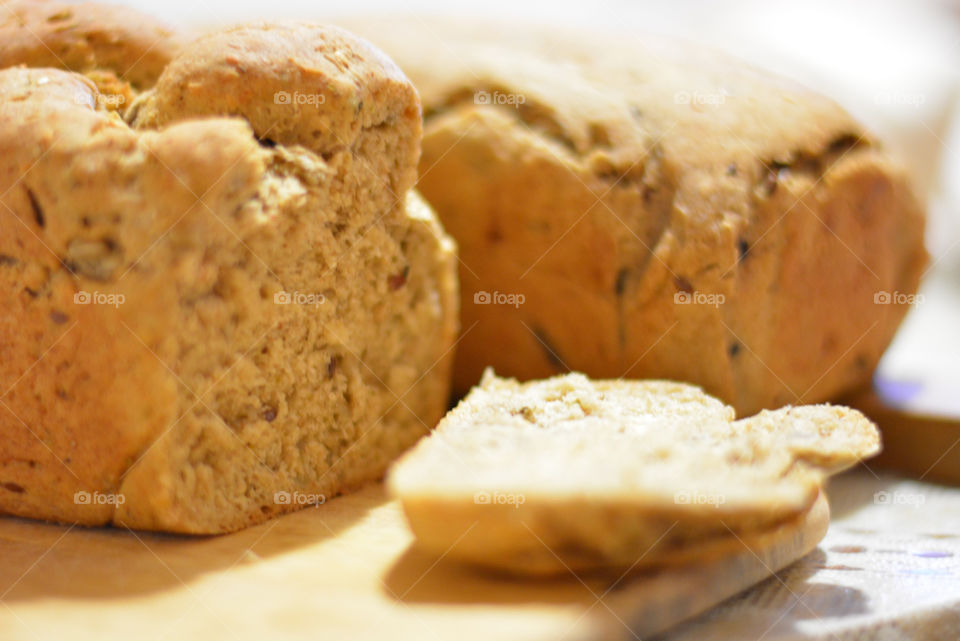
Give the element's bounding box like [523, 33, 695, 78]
[130, 0, 960, 412]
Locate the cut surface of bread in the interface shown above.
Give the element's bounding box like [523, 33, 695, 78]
[389, 370, 880, 574]
[0, 21, 458, 534]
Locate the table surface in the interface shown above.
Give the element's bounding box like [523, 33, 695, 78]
[666, 469, 960, 640]
[0, 469, 958, 641]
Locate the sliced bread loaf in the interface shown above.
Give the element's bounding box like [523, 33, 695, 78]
[389, 370, 880, 574]
[0, 22, 458, 533]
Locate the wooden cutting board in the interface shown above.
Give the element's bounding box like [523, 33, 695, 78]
[2, 470, 959, 641]
[844, 384, 960, 485]
[0, 486, 828, 641]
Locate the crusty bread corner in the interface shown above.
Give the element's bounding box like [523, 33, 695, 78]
[343, 18, 928, 416]
[388, 370, 879, 574]
[127, 21, 422, 203]
[732, 403, 881, 476]
[0, 21, 458, 533]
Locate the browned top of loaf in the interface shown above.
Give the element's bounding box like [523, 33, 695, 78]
[0, 0, 181, 87]
[342, 18, 927, 414]
[131, 21, 422, 198]
[348, 18, 864, 173]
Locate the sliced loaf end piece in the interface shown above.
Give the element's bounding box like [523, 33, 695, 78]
[390, 370, 879, 574]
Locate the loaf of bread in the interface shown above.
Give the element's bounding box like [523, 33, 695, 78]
[345, 19, 928, 416]
[0, 21, 458, 533]
[389, 370, 880, 574]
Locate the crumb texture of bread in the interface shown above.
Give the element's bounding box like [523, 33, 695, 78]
[0, 21, 458, 533]
[389, 370, 879, 574]
[345, 19, 928, 416]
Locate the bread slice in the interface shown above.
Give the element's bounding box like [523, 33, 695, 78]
[389, 370, 879, 574]
[0, 23, 458, 534]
